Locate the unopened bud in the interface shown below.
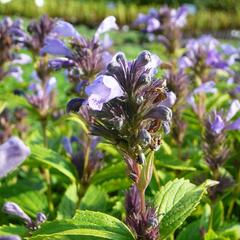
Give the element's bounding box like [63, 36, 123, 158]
[136, 153, 145, 165]
[66, 98, 84, 113]
[137, 51, 151, 65]
[139, 129, 152, 146]
[35, 212, 47, 225]
[145, 105, 172, 122]
[2, 202, 31, 224]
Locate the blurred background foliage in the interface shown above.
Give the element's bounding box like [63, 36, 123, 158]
[0, 0, 239, 36]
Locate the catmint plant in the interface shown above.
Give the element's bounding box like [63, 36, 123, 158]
[68, 51, 172, 239]
[203, 100, 240, 201]
[134, 6, 188, 54]
[41, 16, 118, 92]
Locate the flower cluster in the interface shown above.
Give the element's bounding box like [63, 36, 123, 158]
[134, 6, 188, 53]
[73, 51, 172, 181]
[179, 35, 230, 82]
[41, 16, 118, 91]
[0, 17, 28, 82]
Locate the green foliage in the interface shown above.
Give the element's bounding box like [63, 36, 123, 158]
[154, 178, 218, 239]
[28, 145, 76, 182]
[28, 210, 135, 240]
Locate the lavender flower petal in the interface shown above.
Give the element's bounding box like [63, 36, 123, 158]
[193, 81, 217, 94]
[52, 20, 80, 38]
[86, 75, 124, 111]
[211, 114, 225, 134]
[226, 100, 240, 121]
[0, 137, 30, 178]
[40, 38, 73, 57]
[45, 77, 56, 96]
[8, 66, 23, 82]
[225, 118, 240, 131]
[146, 18, 160, 32]
[0, 235, 21, 240]
[94, 16, 118, 40]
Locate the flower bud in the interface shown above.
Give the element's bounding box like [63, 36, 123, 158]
[2, 202, 32, 224]
[66, 98, 84, 113]
[145, 105, 172, 122]
[112, 117, 124, 130]
[136, 51, 151, 65]
[35, 212, 47, 225]
[139, 129, 151, 146]
[136, 96, 144, 105]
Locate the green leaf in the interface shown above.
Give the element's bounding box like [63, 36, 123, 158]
[28, 145, 76, 182]
[57, 183, 78, 220]
[218, 224, 240, 240]
[212, 201, 224, 230]
[0, 224, 27, 237]
[204, 229, 229, 240]
[80, 185, 108, 212]
[154, 178, 217, 239]
[176, 220, 201, 240]
[29, 210, 135, 240]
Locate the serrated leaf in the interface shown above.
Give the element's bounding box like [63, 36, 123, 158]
[80, 185, 108, 212]
[154, 178, 215, 239]
[57, 183, 78, 220]
[28, 210, 135, 240]
[27, 145, 76, 182]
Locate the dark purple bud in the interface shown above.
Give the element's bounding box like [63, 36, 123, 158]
[139, 129, 151, 146]
[2, 202, 32, 224]
[145, 105, 172, 122]
[66, 98, 85, 113]
[0, 236, 21, 240]
[35, 212, 47, 225]
[136, 50, 152, 65]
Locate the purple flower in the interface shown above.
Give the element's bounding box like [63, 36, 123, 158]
[12, 53, 32, 65]
[40, 38, 73, 57]
[0, 137, 30, 178]
[2, 202, 31, 224]
[210, 100, 240, 134]
[94, 16, 118, 41]
[170, 5, 188, 28]
[48, 58, 75, 70]
[52, 20, 79, 38]
[85, 74, 124, 111]
[0, 236, 21, 240]
[211, 114, 225, 134]
[187, 81, 217, 113]
[146, 18, 160, 32]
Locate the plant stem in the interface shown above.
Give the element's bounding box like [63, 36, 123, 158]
[139, 188, 146, 214]
[41, 119, 54, 215]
